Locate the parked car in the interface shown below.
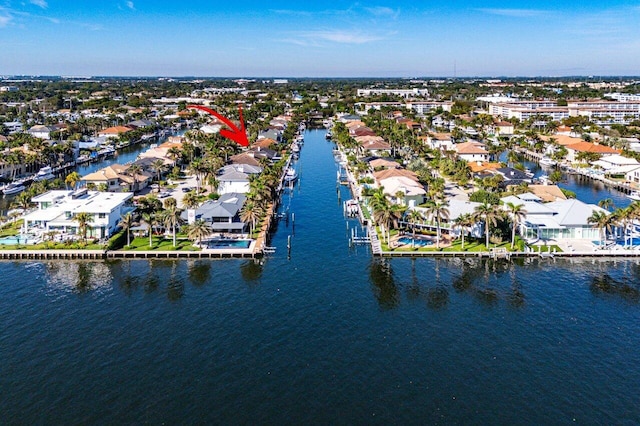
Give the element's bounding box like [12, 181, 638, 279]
[181, 187, 193, 193]
[158, 191, 171, 198]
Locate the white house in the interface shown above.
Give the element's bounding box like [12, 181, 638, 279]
[500, 195, 608, 242]
[455, 141, 489, 162]
[592, 154, 640, 176]
[23, 189, 134, 239]
[27, 124, 55, 140]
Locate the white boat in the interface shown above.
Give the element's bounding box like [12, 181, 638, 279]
[627, 191, 640, 201]
[291, 143, 300, 153]
[325, 130, 333, 139]
[284, 168, 298, 183]
[33, 166, 55, 182]
[539, 157, 557, 167]
[2, 182, 26, 195]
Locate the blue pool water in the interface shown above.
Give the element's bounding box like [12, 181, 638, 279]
[398, 236, 433, 247]
[0, 235, 30, 245]
[206, 239, 251, 249]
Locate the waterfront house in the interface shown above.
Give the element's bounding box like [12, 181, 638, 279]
[82, 164, 152, 192]
[257, 129, 282, 142]
[127, 119, 155, 129]
[216, 168, 254, 195]
[493, 121, 514, 136]
[27, 124, 55, 140]
[356, 136, 392, 156]
[230, 152, 261, 167]
[367, 157, 401, 170]
[23, 188, 134, 239]
[495, 167, 533, 186]
[564, 141, 618, 162]
[180, 192, 247, 234]
[527, 185, 568, 202]
[455, 141, 489, 162]
[404, 199, 483, 238]
[378, 176, 426, 207]
[591, 154, 640, 177]
[500, 194, 608, 242]
[425, 133, 454, 152]
[98, 126, 133, 139]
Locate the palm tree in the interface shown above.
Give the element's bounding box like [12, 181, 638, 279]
[73, 211, 94, 241]
[425, 199, 450, 248]
[598, 198, 614, 212]
[151, 159, 166, 183]
[11, 191, 33, 212]
[141, 212, 157, 247]
[453, 213, 474, 250]
[406, 209, 424, 246]
[119, 212, 136, 247]
[186, 219, 213, 246]
[182, 191, 200, 209]
[240, 200, 262, 236]
[161, 205, 183, 247]
[504, 201, 527, 249]
[126, 163, 143, 192]
[474, 202, 501, 249]
[588, 210, 611, 247]
[65, 171, 81, 190]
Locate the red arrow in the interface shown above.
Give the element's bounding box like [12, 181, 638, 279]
[187, 104, 249, 147]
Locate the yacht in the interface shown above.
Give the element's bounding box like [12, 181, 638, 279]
[291, 143, 300, 153]
[325, 130, 333, 139]
[33, 166, 55, 182]
[627, 191, 640, 201]
[2, 182, 26, 195]
[539, 157, 557, 167]
[284, 168, 298, 183]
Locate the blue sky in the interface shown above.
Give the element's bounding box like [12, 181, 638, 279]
[1, 0, 640, 77]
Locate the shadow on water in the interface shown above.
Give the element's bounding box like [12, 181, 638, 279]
[187, 260, 211, 287]
[590, 274, 640, 303]
[369, 259, 399, 310]
[450, 259, 525, 308]
[240, 259, 264, 284]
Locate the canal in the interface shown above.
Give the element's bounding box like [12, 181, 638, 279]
[1, 130, 640, 424]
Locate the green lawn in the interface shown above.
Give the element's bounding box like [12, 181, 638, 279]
[121, 236, 200, 251]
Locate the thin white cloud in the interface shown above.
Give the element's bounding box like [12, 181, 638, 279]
[298, 29, 385, 44]
[364, 6, 400, 19]
[0, 14, 12, 27]
[29, 0, 48, 9]
[477, 8, 547, 18]
[126, 1, 135, 11]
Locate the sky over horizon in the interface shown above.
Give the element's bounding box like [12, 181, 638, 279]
[1, 0, 640, 77]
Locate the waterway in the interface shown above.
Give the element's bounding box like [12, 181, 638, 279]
[1, 130, 640, 424]
[0, 131, 181, 215]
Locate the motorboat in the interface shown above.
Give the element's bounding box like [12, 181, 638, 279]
[34, 166, 55, 182]
[284, 168, 298, 183]
[2, 182, 26, 195]
[325, 130, 333, 139]
[539, 157, 557, 167]
[291, 143, 300, 153]
[627, 191, 640, 201]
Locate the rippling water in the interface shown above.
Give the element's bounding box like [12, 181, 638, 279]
[1, 131, 640, 424]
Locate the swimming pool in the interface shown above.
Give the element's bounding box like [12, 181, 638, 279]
[0, 235, 33, 245]
[397, 237, 433, 247]
[205, 239, 251, 249]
